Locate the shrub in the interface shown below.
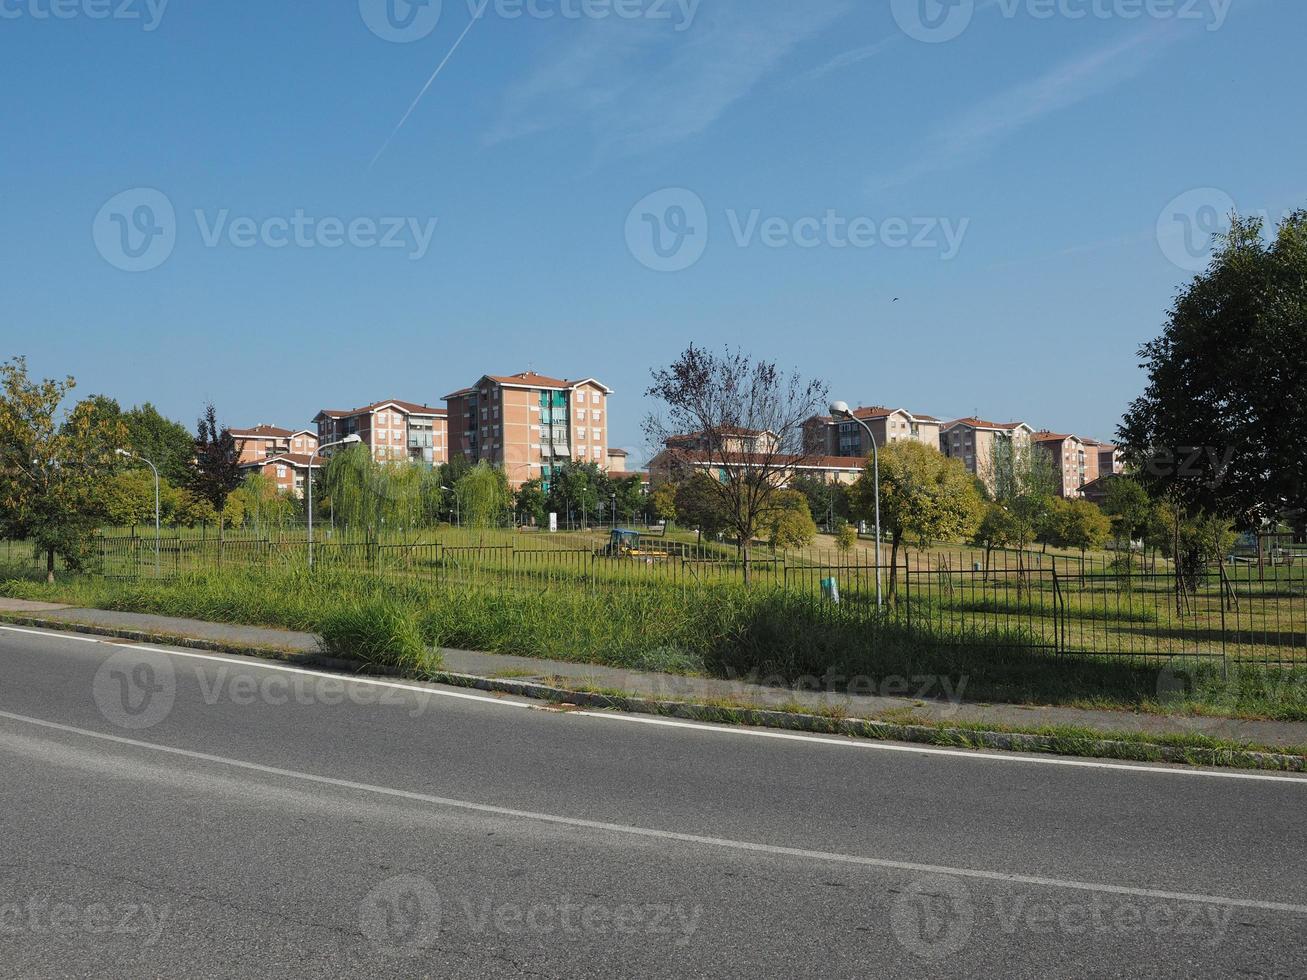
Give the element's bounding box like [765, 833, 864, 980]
[317, 597, 440, 674]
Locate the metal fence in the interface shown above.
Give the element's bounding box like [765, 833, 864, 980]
[5, 528, 1304, 670]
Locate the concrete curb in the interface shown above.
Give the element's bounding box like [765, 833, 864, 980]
[3, 612, 1305, 773]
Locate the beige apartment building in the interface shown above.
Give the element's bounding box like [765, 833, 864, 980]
[230, 425, 319, 465]
[312, 400, 449, 465]
[444, 372, 613, 488]
[940, 418, 1034, 493]
[648, 449, 866, 488]
[236, 453, 320, 499]
[805, 408, 942, 457]
[1032, 432, 1093, 498]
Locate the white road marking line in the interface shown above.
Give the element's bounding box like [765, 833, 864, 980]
[0, 707, 1304, 917]
[571, 710, 1307, 784]
[0, 623, 537, 711]
[5, 622, 1307, 783]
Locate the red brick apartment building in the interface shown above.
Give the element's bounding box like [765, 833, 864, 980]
[313, 400, 449, 465]
[939, 418, 1034, 494]
[1032, 432, 1096, 498]
[236, 454, 320, 499]
[444, 372, 612, 488]
[230, 425, 319, 464]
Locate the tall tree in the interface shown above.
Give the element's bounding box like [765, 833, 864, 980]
[123, 402, 195, 485]
[1120, 211, 1307, 538]
[0, 358, 127, 581]
[645, 345, 827, 582]
[187, 404, 243, 530]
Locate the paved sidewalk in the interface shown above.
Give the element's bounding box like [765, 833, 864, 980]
[4, 600, 1306, 750]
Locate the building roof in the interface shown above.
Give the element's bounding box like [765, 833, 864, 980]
[314, 400, 447, 421]
[943, 417, 1031, 432]
[238, 453, 322, 470]
[606, 448, 630, 457]
[230, 424, 296, 439]
[1032, 431, 1075, 444]
[444, 372, 614, 399]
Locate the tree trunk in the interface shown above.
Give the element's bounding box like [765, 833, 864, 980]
[46, 547, 55, 586]
[741, 537, 751, 586]
[888, 534, 902, 601]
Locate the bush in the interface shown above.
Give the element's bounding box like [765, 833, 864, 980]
[317, 597, 440, 674]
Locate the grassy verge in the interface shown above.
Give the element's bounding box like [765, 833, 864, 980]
[4, 567, 1307, 721]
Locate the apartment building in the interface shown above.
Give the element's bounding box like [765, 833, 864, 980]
[804, 408, 942, 457]
[666, 427, 782, 455]
[230, 425, 319, 464]
[940, 418, 1034, 493]
[312, 400, 449, 465]
[444, 372, 612, 487]
[1032, 432, 1093, 498]
[236, 453, 320, 499]
[1083, 439, 1125, 478]
[606, 448, 629, 474]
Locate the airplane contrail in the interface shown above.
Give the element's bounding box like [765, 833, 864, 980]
[369, 10, 483, 172]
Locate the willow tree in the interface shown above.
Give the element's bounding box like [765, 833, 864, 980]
[320, 446, 425, 559]
[455, 463, 511, 537]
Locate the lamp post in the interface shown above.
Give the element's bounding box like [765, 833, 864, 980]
[611, 492, 617, 530]
[308, 435, 361, 569]
[831, 401, 882, 609]
[116, 449, 160, 578]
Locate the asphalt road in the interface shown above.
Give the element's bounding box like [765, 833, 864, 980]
[1, 623, 1305, 978]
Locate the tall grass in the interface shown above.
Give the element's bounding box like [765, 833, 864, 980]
[6, 567, 1307, 719]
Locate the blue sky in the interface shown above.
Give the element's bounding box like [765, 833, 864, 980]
[3, 0, 1303, 462]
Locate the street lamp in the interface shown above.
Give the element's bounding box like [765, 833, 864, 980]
[830, 401, 882, 609]
[441, 486, 460, 527]
[611, 492, 617, 530]
[116, 449, 160, 578]
[308, 435, 361, 569]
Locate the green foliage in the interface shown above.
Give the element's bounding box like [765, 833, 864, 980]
[514, 478, 548, 526]
[674, 473, 732, 541]
[227, 473, 298, 532]
[1042, 498, 1113, 554]
[971, 501, 1021, 557]
[0, 357, 128, 579]
[98, 469, 161, 528]
[187, 404, 243, 522]
[835, 523, 858, 553]
[766, 490, 817, 552]
[790, 474, 851, 527]
[611, 474, 645, 524]
[456, 462, 511, 529]
[545, 460, 608, 523]
[650, 482, 678, 523]
[1120, 210, 1307, 532]
[318, 596, 440, 673]
[1103, 476, 1153, 545]
[123, 402, 194, 485]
